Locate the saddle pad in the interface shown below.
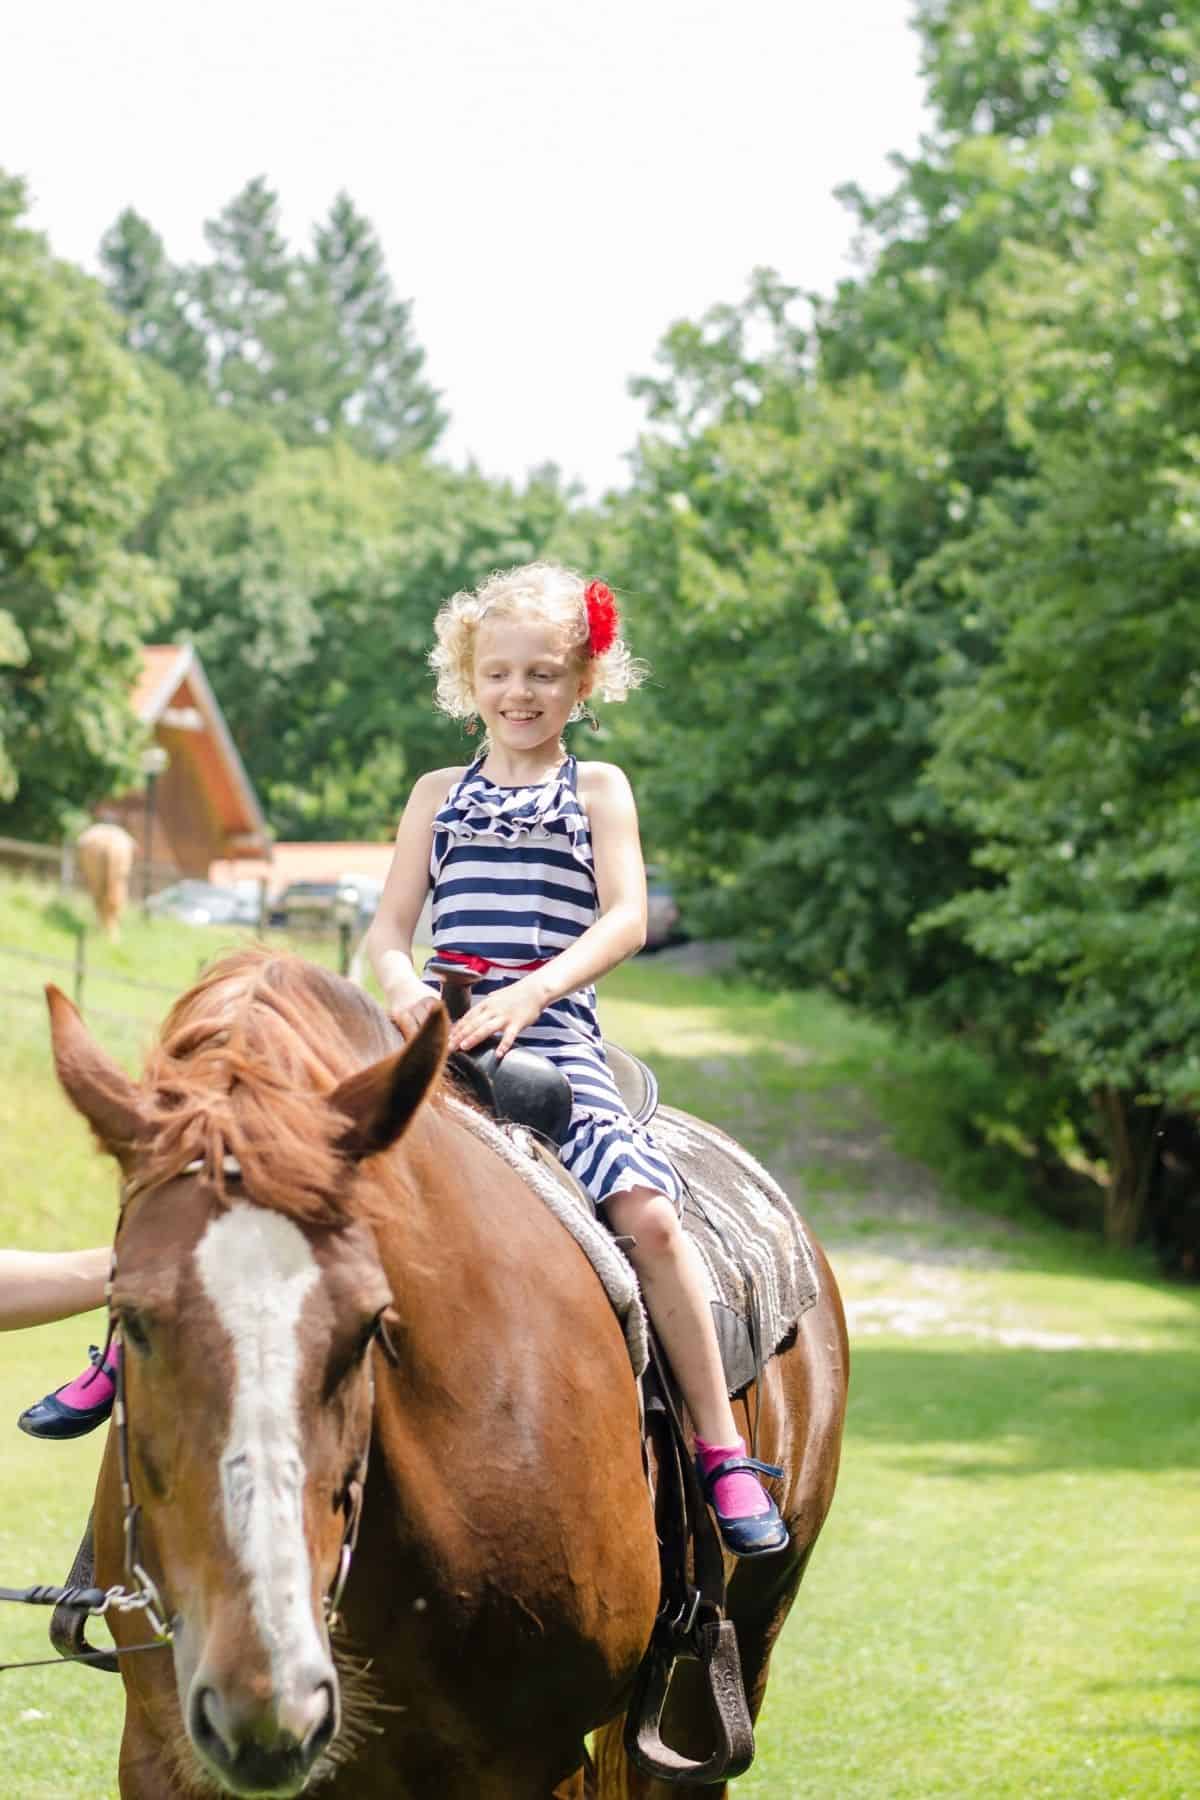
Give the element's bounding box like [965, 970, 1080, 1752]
[445, 1095, 650, 1377]
[652, 1107, 820, 1393]
[444, 1095, 818, 1394]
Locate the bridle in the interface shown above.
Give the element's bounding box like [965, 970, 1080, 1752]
[109, 1154, 375, 1645]
[0, 1156, 374, 1675]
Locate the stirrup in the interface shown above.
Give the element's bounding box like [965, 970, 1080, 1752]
[625, 1612, 756, 1784]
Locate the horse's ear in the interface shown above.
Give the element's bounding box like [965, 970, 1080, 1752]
[330, 1004, 448, 1163]
[45, 984, 147, 1163]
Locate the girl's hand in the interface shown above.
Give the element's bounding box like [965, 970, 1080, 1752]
[388, 988, 439, 1044]
[448, 978, 546, 1060]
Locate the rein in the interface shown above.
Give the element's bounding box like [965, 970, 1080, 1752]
[0, 1154, 372, 1676]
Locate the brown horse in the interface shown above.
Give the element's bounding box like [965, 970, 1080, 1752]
[76, 821, 136, 941]
[46, 948, 846, 1799]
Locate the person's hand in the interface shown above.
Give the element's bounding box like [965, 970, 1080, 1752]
[448, 978, 547, 1059]
[387, 986, 439, 1043]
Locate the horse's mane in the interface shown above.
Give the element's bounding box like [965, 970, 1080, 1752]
[135, 946, 407, 1225]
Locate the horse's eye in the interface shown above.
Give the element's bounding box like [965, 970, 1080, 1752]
[121, 1313, 152, 1356]
[323, 1318, 379, 1400]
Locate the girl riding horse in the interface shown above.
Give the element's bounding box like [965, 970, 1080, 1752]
[368, 562, 786, 1554]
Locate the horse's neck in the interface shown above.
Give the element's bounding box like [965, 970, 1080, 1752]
[379, 1099, 589, 1341]
[384, 1102, 519, 1263]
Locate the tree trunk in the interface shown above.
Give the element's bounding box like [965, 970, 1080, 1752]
[1094, 1087, 1161, 1248]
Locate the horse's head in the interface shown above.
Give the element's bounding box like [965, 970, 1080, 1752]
[46, 976, 447, 1799]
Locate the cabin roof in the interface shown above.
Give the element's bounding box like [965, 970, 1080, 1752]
[135, 645, 271, 858]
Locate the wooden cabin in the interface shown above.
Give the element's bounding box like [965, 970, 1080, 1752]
[105, 645, 271, 885]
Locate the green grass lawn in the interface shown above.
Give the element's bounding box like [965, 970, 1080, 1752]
[1, 880, 1197, 1797]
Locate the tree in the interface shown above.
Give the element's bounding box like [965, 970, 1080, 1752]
[99, 207, 207, 382]
[157, 443, 570, 838]
[600, 0, 1200, 1240]
[920, 141, 1200, 1242]
[917, 0, 1199, 150]
[311, 192, 446, 459]
[0, 173, 169, 840]
[100, 180, 445, 459]
[603, 275, 1022, 1024]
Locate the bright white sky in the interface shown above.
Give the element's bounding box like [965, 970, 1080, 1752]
[5, 1, 929, 497]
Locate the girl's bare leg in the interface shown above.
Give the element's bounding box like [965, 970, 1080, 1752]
[604, 1188, 738, 1444]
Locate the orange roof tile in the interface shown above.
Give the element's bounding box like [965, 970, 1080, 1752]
[131, 645, 192, 723]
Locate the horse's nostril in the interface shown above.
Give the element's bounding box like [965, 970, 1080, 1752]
[188, 1676, 336, 1796]
[190, 1685, 233, 1759]
[302, 1680, 337, 1753]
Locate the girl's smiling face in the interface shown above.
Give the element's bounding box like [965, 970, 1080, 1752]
[471, 616, 590, 758]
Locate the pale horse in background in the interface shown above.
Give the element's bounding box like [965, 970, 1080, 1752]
[75, 822, 137, 941]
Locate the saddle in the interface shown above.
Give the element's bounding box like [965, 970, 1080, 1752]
[428, 957, 658, 1150]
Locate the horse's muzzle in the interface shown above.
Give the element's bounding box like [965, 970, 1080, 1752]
[188, 1673, 338, 1797]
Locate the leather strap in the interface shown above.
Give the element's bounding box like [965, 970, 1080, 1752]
[696, 1453, 784, 1495]
[623, 1334, 757, 1784]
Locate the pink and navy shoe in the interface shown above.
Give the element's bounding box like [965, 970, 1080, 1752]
[18, 1345, 118, 1441]
[694, 1439, 789, 1558]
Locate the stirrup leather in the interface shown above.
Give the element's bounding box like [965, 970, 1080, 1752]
[623, 1334, 759, 1785]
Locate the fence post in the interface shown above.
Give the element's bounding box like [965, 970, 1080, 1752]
[73, 924, 87, 1010]
[338, 919, 352, 976]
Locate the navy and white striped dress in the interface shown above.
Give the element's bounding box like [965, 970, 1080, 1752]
[427, 754, 681, 1211]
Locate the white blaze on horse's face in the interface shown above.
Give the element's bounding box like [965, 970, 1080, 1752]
[194, 1204, 331, 1708]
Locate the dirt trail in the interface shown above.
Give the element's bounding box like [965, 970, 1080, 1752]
[684, 1033, 1118, 1350]
[643, 942, 1143, 1349]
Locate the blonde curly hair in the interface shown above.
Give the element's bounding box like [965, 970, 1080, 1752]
[429, 561, 645, 722]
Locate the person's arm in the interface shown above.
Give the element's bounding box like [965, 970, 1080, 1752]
[450, 762, 648, 1055]
[365, 767, 463, 1039]
[0, 1248, 108, 1331]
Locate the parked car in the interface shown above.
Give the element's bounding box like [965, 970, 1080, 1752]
[146, 879, 260, 928]
[644, 864, 684, 950]
[269, 874, 384, 931]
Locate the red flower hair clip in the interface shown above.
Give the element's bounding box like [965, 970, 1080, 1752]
[584, 580, 619, 658]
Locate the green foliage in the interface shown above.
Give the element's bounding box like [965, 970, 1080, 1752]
[918, 140, 1200, 1160]
[157, 445, 574, 837]
[0, 174, 169, 839]
[99, 205, 207, 382]
[917, 0, 1200, 147]
[101, 181, 445, 459]
[606, 284, 1019, 1020]
[599, 0, 1200, 1239]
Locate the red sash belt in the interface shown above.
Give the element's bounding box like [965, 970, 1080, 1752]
[435, 949, 552, 976]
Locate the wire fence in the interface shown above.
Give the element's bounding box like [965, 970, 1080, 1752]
[0, 833, 366, 1039]
[0, 913, 359, 1039]
[0, 934, 181, 1019]
[0, 833, 211, 1030]
[0, 833, 178, 906]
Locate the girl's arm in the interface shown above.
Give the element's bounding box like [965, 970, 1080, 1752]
[365, 767, 463, 1038]
[0, 1247, 108, 1331]
[450, 762, 648, 1055]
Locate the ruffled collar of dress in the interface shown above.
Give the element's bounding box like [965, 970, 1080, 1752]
[436, 755, 591, 856]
